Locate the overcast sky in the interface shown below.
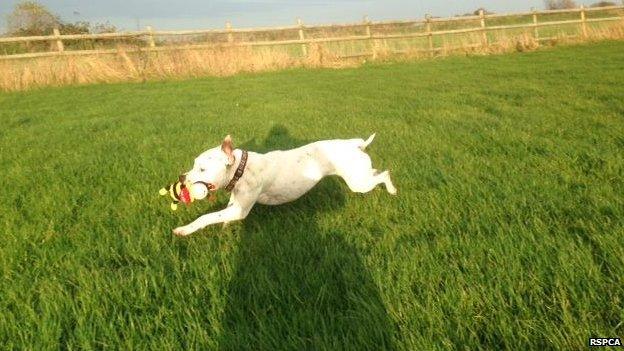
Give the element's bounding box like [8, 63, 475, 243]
[1, 0, 589, 32]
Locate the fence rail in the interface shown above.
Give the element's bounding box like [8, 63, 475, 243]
[1, 5, 623, 60]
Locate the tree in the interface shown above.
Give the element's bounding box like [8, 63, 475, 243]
[590, 1, 617, 7]
[544, 0, 578, 9]
[6, 1, 61, 36]
[5, 1, 117, 37]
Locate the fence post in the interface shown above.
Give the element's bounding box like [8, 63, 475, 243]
[479, 9, 488, 48]
[297, 18, 307, 57]
[146, 26, 156, 48]
[364, 15, 374, 59]
[580, 5, 588, 38]
[532, 7, 539, 44]
[52, 28, 64, 52]
[364, 15, 371, 37]
[426, 14, 434, 57]
[226, 21, 233, 43]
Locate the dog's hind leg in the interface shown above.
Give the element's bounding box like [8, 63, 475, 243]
[376, 170, 397, 195]
[329, 138, 396, 195]
[340, 168, 397, 195]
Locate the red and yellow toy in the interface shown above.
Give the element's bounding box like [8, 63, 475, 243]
[159, 181, 212, 210]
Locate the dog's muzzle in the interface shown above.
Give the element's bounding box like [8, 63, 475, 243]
[179, 174, 216, 190]
[196, 181, 217, 191]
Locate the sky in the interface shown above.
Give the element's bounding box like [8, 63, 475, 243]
[0, 0, 582, 32]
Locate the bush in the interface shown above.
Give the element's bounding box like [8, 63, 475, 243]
[590, 1, 617, 7]
[544, 0, 578, 10]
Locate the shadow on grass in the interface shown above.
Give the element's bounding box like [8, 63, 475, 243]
[217, 126, 396, 350]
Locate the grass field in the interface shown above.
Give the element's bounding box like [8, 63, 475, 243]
[1, 41, 623, 350]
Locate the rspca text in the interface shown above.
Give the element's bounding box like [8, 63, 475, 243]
[589, 338, 622, 347]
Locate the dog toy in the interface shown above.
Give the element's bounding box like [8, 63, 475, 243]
[159, 181, 191, 211]
[159, 181, 213, 210]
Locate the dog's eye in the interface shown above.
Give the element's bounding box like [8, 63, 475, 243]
[200, 168, 206, 172]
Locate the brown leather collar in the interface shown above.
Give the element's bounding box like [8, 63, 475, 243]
[225, 150, 248, 192]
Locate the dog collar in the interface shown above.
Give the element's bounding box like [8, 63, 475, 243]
[225, 150, 248, 192]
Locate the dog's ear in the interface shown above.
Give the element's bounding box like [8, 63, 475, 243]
[221, 135, 235, 165]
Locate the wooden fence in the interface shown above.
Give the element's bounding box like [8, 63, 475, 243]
[1, 5, 623, 60]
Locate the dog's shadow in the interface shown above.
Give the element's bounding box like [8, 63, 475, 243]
[218, 125, 396, 349]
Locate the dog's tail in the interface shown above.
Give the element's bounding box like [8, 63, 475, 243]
[360, 133, 376, 150]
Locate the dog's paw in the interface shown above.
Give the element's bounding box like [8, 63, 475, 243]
[386, 183, 397, 195]
[173, 226, 194, 236]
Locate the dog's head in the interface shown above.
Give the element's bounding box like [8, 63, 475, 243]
[181, 135, 236, 191]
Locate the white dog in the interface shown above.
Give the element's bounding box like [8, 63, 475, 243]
[173, 134, 396, 236]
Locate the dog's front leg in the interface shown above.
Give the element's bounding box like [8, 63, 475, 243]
[172, 206, 242, 236]
[173, 189, 259, 236]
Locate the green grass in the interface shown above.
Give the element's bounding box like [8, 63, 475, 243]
[1, 41, 624, 350]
